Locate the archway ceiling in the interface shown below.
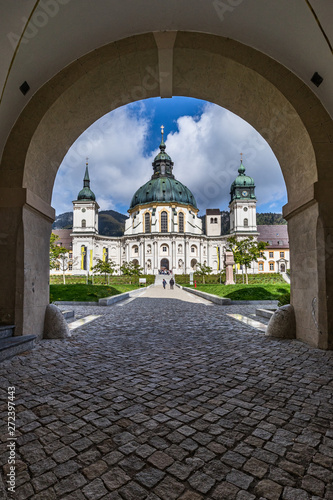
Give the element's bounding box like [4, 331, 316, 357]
[0, 0, 332, 158]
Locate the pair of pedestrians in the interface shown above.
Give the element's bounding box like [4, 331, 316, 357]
[162, 278, 174, 289]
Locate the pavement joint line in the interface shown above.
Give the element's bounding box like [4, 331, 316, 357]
[226, 313, 267, 332]
[68, 314, 102, 330]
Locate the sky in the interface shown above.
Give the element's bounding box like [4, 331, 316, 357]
[52, 97, 287, 216]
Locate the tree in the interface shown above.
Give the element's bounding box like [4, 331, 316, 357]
[50, 234, 72, 283]
[227, 236, 267, 284]
[195, 262, 213, 284]
[120, 261, 143, 283]
[92, 258, 117, 284]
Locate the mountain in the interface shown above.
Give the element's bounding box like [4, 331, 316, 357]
[52, 210, 128, 236]
[53, 209, 286, 235]
[256, 213, 287, 225]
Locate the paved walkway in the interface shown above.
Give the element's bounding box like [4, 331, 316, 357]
[1, 290, 333, 500]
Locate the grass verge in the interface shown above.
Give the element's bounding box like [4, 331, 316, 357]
[50, 284, 140, 302]
[187, 283, 290, 301]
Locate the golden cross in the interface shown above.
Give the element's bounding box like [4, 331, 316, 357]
[86, 157, 89, 165]
[240, 152, 243, 162]
[161, 125, 164, 138]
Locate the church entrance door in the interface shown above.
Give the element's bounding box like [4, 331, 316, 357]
[161, 258, 169, 270]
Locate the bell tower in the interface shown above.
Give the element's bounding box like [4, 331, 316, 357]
[229, 157, 257, 234]
[72, 160, 99, 234]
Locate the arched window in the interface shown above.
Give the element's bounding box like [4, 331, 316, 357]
[82, 219, 86, 228]
[214, 218, 218, 224]
[244, 218, 248, 227]
[145, 212, 150, 233]
[179, 212, 184, 233]
[161, 211, 168, 232]
[210, 217, 213, 223]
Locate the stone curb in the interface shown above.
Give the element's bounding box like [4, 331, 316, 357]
[180, 286, 232, 305]
[177, 285, 279, 306]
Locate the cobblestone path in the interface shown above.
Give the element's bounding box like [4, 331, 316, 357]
[1, 296, 333, 500]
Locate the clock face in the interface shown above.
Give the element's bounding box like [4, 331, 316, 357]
[242, 190, 248, 197]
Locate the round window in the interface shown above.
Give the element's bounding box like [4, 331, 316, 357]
[82, 208, 86, 213]
[243, 207, 248, 212]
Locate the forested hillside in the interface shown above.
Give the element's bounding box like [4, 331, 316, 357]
[53, 209, 286, 236]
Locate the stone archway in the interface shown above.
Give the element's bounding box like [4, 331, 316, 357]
[0, 31, 332, 348]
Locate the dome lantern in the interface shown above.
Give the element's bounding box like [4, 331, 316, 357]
[129, 127, 197, 211]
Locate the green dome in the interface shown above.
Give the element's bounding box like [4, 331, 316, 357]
[231, 161, 255, 189]
[78, 186, 96, 201]
[230, 160, 256, 202]
[130, 177, 197, 210]
[130, 126, 197, 210]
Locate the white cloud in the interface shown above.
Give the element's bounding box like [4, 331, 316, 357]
[52, 101, 287, 216]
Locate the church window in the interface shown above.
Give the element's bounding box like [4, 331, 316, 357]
[191, 245, 197, 254]
[161, 211, 168, 232]
[134, 246, 138, 253]
[162, 246, 167, 252]
[259, 261, 264, 271]
[82, 219, 86, 228]
[214, 218, 217, 224]
[269, 251, 274, 258]
[244, 218, 248, 227]
[179, 212, 184, 233]
[280, 251, 285, 258]
[269, 261, 274, 271]
[145, 212, 150, 233]
[210, 218, 213, 223]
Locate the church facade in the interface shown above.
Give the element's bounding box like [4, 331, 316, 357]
[68, 132, 288, 275]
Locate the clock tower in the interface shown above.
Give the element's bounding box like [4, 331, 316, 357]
[229, 159, 257, 234]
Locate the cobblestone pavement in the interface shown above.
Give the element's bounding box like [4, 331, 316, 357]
[1, 293, 333, 500]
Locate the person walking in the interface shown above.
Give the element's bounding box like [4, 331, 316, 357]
[162, 279, 167, 289]
[169, 278, 174, 290]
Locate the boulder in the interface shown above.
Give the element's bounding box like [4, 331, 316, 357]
[266, 304, 296, 339]
[43, 304, 71, 339]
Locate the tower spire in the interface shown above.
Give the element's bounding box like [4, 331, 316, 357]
[84, 158, 90, 187]
[238, 153, 245, 175]
[160, 124, 166, 151]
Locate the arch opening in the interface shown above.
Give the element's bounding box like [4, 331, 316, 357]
[0, 31, 332, 348]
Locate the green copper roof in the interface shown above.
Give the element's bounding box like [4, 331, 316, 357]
[130, 126, 197, 210]
[77, 165, 96, 201]
[230, 160, 256, 202]
[231, 161, 255, 189]
[130, 177, 197, 210]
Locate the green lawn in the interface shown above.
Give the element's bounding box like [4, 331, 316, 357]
[50, 284, 140, 302]
[188, 283, 290, 301]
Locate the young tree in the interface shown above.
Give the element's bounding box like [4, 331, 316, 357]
[120, 261, 143, 283]
[195, 263, 213, 284]
[92, 258, 117, 284]
[50, 234, 71, 283]
[227, 236, 267, 284]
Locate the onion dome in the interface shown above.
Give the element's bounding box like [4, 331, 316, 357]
[129, 126, 197, 210]
[230, 158, 256, 202]
[77, 162, 96, 201]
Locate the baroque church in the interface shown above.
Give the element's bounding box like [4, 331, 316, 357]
[68, 130, 288, 275]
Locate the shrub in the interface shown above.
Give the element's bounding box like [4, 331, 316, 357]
[278, 292, 290, 306]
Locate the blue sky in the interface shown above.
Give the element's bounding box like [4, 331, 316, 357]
[52, 97, 287, 216]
